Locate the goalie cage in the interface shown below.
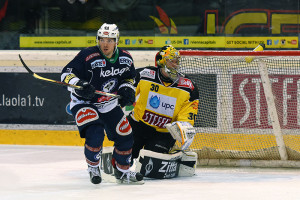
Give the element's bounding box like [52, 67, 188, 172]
[178, 50, 300, 168]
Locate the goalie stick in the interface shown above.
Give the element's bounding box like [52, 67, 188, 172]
[19, 54, 121, 99]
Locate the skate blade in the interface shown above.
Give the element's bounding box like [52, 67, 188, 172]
[116, 179, 145, 185]
[101, 170, 145, 184]
[101, 172, 117, 183]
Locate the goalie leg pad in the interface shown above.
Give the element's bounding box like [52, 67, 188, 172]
[136, 149, 197, 179]
[178, 151, 197, 177]
[136, 149, 182, 179]
[100, 147, 114, 174]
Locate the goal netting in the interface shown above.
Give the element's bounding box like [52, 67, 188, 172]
[179, 50, 300, 167]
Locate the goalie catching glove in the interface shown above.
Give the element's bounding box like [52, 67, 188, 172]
[117, 80, 136, 107]
[74, 80, 96, 100]
[165, 121, 196, 150]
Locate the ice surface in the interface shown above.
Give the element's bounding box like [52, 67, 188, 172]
[1, 145, 300, 200]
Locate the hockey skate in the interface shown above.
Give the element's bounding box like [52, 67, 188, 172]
[114, 167, 144, 184]
[87, 165, 102, 184]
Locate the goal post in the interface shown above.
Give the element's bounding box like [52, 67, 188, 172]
[178, 50, 300, 167]
[258, 60, 287, 161]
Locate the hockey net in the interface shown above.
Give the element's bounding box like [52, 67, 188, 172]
[178, 50, 300, 167]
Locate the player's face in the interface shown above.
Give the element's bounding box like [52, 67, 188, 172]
[99, 37, 116, 58]
[166, 58, 180, 70]
[161, 58, 180, 81]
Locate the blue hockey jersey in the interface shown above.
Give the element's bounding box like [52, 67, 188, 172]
[61, 46, 136, 113]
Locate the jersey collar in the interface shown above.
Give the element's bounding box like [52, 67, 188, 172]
[98, 46, 119, 63]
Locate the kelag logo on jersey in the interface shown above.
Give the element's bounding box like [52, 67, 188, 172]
[91, 59, 106, 69]
[119, 56, 132, 66]
[146, 91, 176, 116]
[99, 66, 130, 77]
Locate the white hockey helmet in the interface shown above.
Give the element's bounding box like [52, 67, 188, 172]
[97, 23, 120, 44]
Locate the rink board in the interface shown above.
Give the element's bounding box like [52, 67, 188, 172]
[1, 129, 300, 153]
[0, 129, 113, 147]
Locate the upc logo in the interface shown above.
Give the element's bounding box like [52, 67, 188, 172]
[149, 95, 160, 109]
[161, 102, 174, 110]
[146, 91, 177, 116]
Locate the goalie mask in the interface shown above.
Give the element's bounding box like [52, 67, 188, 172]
[97, 23, 120, 52]
[156, 45, 181, 82]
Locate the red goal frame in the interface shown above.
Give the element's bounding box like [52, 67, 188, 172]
[179, 50, 300, 56]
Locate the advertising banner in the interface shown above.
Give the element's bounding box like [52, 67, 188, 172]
[0, 73, 74, 124]
[20, 36, 298, 49]
[233, 74, 300, 129]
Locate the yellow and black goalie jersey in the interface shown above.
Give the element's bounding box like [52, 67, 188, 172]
[131, 66, 199, 132]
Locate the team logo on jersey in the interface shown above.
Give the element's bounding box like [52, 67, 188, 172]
[86, 53, 100, 61]
[119, 56, 133, 66]
[91, 59, 106, 69]
[178, 77, 194, 90]
[116, 115, 132, 136]
[146, 92, 176, 116]
[140, 69, 155, 79]
[75, 107, 99, 126]
[102, 78, 117, 92]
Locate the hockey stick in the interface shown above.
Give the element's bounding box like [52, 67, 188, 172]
[19, 54, 121, 99]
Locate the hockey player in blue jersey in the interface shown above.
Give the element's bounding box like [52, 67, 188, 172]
[61, 23, 143, 184]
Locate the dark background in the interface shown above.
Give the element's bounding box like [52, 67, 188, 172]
[0, 0, 299, 49]
[0, 73, 74, 124]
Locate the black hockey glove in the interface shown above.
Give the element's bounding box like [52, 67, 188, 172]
[117, 83, 135, 107]
[74, 80, 95, 100]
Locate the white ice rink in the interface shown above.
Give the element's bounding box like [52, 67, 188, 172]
[1, 145, 300, 200]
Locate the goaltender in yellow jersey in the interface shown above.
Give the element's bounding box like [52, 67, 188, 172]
[128, 45, 199, 173]
[132, 66, 199, 132]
